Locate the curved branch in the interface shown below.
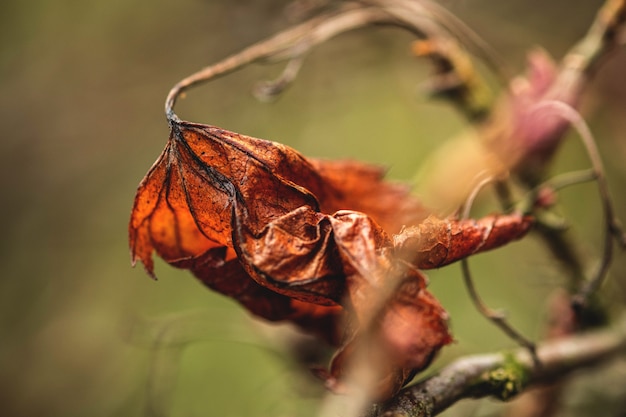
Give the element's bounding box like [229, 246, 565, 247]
[165, 5, 393, 122]
[164, 0, 494, 123]
[375, 315, 626, 417]
[527, 100, 626, 308]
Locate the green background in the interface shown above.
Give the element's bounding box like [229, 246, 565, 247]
[1, 1, 626, 416]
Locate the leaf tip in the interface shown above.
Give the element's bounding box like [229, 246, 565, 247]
[147, 269, 158, 281]
[129, 251, 158, 280]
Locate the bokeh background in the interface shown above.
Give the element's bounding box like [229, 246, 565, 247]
[1, 1, 626, 416]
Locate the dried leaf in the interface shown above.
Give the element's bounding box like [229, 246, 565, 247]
[129, 119, 532, 399]
[325, 265, 453, 400]
[129, 121, 426, 273]
[394, 213, 533, 269]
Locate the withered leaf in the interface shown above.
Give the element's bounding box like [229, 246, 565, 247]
[129, 119, 532, 399]
[394, 213, 533, 269]
[324, 264, 453, 400]
[130, 121, 427, 276]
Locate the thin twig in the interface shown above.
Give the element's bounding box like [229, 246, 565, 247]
[164, 0, 499, 126]
[253, 53, 306, 101]
[363, 0, 511, 83]
[459, 175, 538, 359]
[165, 5, 393, 122]
[461, 259, 538, 355]
[529, 100, 626, 308]
[532, 169, 598, 195]
[517, 168, 597, 224]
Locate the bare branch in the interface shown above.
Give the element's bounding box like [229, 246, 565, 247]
[165, 4, 392, 121]
[164, 0, 495, 124]
[375, 315, 626, 417]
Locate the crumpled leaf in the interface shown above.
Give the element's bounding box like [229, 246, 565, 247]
[394, 213, 533, 269]
[129, 121, 426, 273]
[129, 119, 532, 399]
[323, 263, 453, 400]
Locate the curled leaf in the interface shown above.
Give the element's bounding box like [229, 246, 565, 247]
[129, 119, 532, 399]
[394, 213, 533, 269]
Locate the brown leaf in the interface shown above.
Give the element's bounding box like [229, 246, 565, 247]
[171, 248, 344, 344]
[309, 159, 429, 232]
[326, 266, 452, 401]
[394, 213, 533, 269]
[129, 121, 426, 275]
[129, 119, 532, 400]
[129, 120, 431, 347]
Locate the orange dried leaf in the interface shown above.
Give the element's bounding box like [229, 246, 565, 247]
[129, 121, 426, 276]
[394, 213, 533, 269]
[129, 118, 532, 400]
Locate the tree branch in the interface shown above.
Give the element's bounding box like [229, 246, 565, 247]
[164, 0, 491, 123]
[374, 314, 626, 417]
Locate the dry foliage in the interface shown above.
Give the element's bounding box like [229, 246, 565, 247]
[129, 119, 531, 399]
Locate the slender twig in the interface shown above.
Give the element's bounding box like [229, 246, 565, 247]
[517, 168, 597, 225]
[164, 5, 392, 122]
[375, 314, 626, 417]
[367, 0, 502, 121]
[252, 53, 306, 101]
[164, 0, 499, 126]
[529, 100, 626, 308]
[363, 0, 511, 83]
[509, 170, 599, 292]
[531, 169, 598, 195]
[459, 176, 537, 358]
[461, 259, 538, 354]
[459, 175, 499, 221]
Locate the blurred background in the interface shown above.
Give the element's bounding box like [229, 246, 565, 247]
[1, 0, 626, 416]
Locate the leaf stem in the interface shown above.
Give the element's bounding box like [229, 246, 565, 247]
[164, 0, 501, 126]
[165, 5, 392, 122]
